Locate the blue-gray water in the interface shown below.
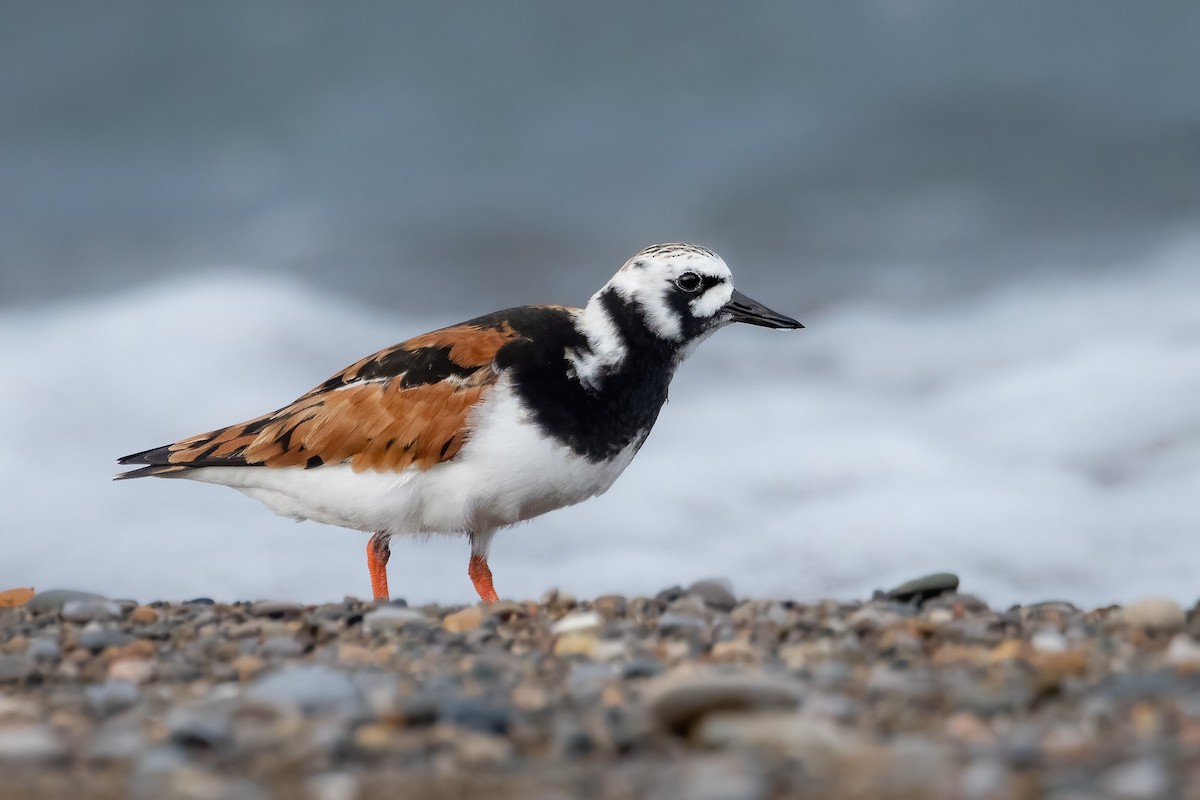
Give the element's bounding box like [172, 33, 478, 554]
[3, 2, 1199, 311]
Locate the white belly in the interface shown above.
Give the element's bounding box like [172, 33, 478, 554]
[185, 380, 644, 536]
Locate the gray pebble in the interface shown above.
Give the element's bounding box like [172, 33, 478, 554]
[0, 654, 35, 683]
[246, 665, 363, 716]
[655, 585, 686, 603]
[306, 772, 360, 800]
[27, 637, 60, 661]
[87, 719, 146, 762]
[439, 697, 512, 734]
[621, 658, 665, 680]
[63, 598, 124, 623]
[657, 613, 709, 635]
[1104, 757, 1171, 800]
[0, 725, 66, 763]
[566, 662, 618, 701]
[87, 680, 140, 717]
[363, 606, 428, 632]
[678, 755, 768, 800]
[668, 594, 710, 618]
[26, 589, 109, 615]
[686, 579, 737, 612]
[165, 705, 234, 749]
[961, 758, 1017, 800]
[78, 628, 135, 652]
[258, 636, 307, 658]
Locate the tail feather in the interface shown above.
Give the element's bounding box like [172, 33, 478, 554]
[113, 464, 191, 481]
[117, 445, 176, 466]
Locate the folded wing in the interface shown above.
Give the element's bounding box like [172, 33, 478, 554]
[116, 320, 522, 479]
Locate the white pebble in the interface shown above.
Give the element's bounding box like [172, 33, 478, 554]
[550, 611, 603, 635]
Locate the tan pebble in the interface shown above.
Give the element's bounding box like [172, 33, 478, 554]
[353, 722, 394, 751]
[233, 655, 265, 681]
[108, 640, 155, 662]
[601, 684, 625, 707]
[512, 683, 548, 711]
[711, 639, 757, 663]
[452, 730, 514, 766]
[1042, 725, 1093, 761]
[931, 644, 991, 666]
[48, 709, 91, 739]
[989, 639, 1029, 662]
[1032, 650, 1088, 691]
[1, 635, 28, 654]
[1123, 596, 1186, 633]
[129, 605, 159, 624]
[0, 588, 35, 608]
[944, 712, 994, 744]
[553, 633, 596, 657]
[878, 627, 922, 656]
[659, 639, 692, 665]
[1131, 701, 1164, 737]
[337, 643, 393, 666]
[107, 658, 154, 684]
[442, 607, 484, 633]
[779, 641, 832, 669]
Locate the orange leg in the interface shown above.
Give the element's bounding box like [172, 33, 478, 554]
[367, 531, 391, 601]
[468, 554, 499, 604]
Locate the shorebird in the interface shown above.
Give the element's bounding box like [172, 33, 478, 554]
[116, 243, 802, 602]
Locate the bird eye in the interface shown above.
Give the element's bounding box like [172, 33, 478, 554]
[675, 272, 703, 293]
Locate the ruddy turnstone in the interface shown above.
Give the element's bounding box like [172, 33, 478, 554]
[116, 243, 801, 603]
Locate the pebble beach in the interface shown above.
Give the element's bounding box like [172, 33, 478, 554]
[2, 578, 1199, 800]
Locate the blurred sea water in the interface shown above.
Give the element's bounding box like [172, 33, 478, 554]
[2, 2, 1198, 605]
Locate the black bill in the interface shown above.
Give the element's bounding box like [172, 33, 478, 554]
[725, 289, 803, 329]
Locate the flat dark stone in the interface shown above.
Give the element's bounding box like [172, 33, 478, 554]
[885, 573, 960, 605]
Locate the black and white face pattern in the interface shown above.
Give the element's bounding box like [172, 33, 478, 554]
[567, 243, 801, 391]
[606, 243, 736, 343]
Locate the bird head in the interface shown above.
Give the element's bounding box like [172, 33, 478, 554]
[603, 242, 802, 344]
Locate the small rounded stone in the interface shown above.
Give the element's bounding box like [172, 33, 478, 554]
[442, 607, 485, 633]
[363, 607, 428, 632]
[1123, 597, 1186, 633]
[686, 579, 737, 612]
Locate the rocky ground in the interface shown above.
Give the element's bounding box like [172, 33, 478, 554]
[1, 576, 1200, 800]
